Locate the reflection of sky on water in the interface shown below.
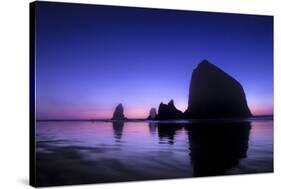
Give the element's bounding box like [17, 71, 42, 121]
[35, 119, 273, 186]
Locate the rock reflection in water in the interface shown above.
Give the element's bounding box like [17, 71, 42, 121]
[186, 121, 251, 176]
[112, 121, 124, 142]
[35, 120, 272, 187]
[148, 122, 157, 136]
[157, 123, 184, 145]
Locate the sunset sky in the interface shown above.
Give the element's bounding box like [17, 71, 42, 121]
[35, 2, 273, 120]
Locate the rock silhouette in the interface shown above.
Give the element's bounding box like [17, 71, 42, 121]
[112, 104, 126, 120]
[155, 100, 184, 120]
[147, 108, 157, 120]
[185, 60, 252, 118]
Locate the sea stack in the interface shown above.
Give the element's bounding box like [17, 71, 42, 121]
[148, 108, 157, 120]
[112, 103, 126, 120]
[155, 100, 184, 120]
[185, 60, 252, 118]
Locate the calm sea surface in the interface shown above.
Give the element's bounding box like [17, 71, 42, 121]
[35, 119, 273, 186]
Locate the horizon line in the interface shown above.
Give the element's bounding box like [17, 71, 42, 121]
[36, 114, 274, 122]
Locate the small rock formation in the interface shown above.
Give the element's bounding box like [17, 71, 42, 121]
[147, 108, 157, 120]
[185, 60, 252, 118]
[155, 100, 184, 120]
[112, 103, 126, 120]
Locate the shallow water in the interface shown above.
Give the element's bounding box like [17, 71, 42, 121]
[35, 119, 273, 186]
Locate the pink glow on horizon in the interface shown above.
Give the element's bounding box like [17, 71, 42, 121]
[37, 102, 273, 120]
[249, 104, 273, 116]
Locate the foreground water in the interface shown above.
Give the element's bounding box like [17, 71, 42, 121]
[35, 119, 273, 186]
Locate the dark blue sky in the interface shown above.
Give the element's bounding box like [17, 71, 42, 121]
[35, 2, 273, 119]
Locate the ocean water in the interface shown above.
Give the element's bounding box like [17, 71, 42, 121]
[35, 119, 273, 186]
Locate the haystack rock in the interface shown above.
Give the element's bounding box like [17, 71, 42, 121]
[185, 60, 252, 118]
[155, 100, 184, 120]
[147, 108, 157, 120]
[112, 103, 126, 120]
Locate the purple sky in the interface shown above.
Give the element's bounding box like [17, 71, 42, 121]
[35, 2, 273, 119]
